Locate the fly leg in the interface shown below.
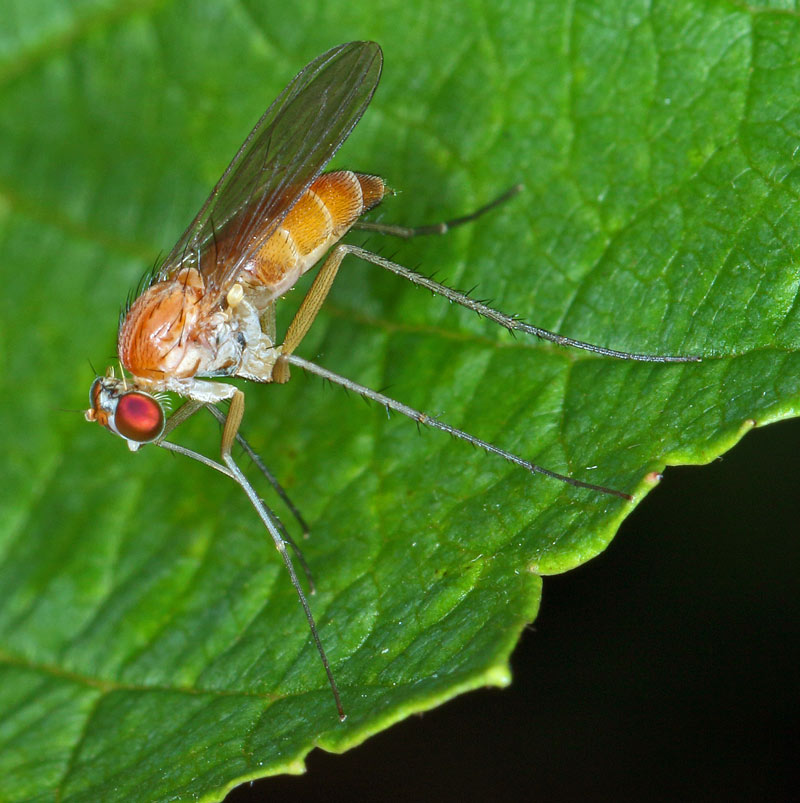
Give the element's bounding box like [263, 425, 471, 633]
[276, 187, 697, 366]
[334, 244, 700, 363]
[352, 183, 523, 238]
[353, 187, 698, 362]
[156, 398, 314, 589]
[204, 403, 311, 540]
[284, 353, 632, 501]
[272, 244, 351, 383]
[219, 389, 345, 719]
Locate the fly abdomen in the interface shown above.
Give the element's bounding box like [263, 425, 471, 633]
[241, 170, 388, 299]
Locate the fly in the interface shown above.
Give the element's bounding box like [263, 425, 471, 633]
[85, 41, 699, 720]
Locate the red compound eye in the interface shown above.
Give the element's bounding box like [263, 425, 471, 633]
[114, 392, 165, 443]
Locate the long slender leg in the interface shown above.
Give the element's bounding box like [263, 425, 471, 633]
[156, 401, 315, 591]
[281, 247, 348, 357]
[204, 404, 311, 538]
[156, 418, 317, 594]
[332, 243, 699, 363]
[285, 354, 633, 501]
[352, 184, 524, 239]
[353, 186, 698, 362]
[280, 194, 697, 368]
[271, 243, 350, 383]
[280, 237, 696, 370]
[219, 390, 345, 720]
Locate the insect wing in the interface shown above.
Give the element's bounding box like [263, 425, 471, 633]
[158, 41, 383, 305]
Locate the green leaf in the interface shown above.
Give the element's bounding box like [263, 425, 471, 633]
[1, 1, 799, 800]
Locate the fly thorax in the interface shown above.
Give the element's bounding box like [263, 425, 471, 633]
[119, 267, 219, 380]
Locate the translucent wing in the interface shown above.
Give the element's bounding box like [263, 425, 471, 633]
[157, 41, 383, 305]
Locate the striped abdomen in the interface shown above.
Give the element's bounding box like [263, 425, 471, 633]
[239, 169, 387, 301]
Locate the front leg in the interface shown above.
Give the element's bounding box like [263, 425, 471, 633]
[216, 388, 345, 719]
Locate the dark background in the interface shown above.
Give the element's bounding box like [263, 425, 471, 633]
[228, 417, 799, 802]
